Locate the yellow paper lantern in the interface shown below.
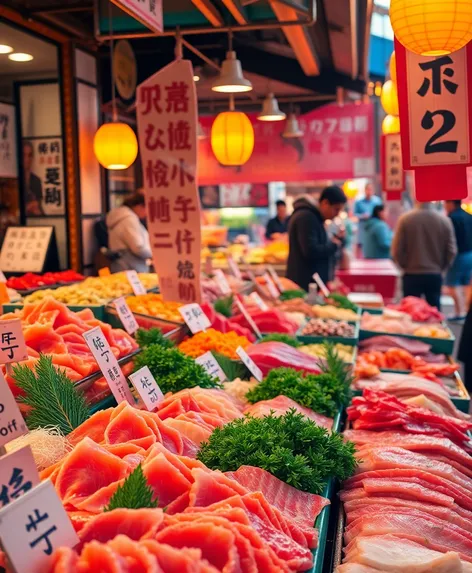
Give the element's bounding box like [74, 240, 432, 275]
[390, 0, 472, 56]
[389, 51, 396, 83]
[382, 114, 400, 135]
[211, 111, 254, 166]
[94, 122, 138, 170]
[343, 180, 358, 200]
[380, 80, 399, 116]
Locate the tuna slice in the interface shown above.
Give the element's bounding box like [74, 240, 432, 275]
[246, 341, 322, 376]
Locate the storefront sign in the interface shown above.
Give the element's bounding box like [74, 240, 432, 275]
[381, 133, 405, 194]
[195, 352, 226, 382]
[22, 138, 64, 216]
[0, 480, 79, 573]
[199, 103, 375, 185]
[0, 371, 28, 447]
[178, 303, 211, 334]
[0, 103, 17, 179]
[83, 327, 135, 405]
[137, 59, 201, 304]
[0, 227, 54, 274]
[111, 0, 163, 34]
[395, 40, 472, 201]
[113, 40, 137, 101]
[0, 319, 28, 365]
[128, 366, 163, 410]
[236, 346, 263, 382]
[0, 447, 40, 508]
[113, 297, 139, 335]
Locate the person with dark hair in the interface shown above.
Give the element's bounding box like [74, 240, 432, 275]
[362, 204, 393, 260]
[287, 186, 347, 290]
[265, 200, 289, 240]
[106, 191, 152, 272]
[444, 200, 472, 319]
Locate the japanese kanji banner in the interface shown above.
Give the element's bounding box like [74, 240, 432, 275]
[22, 137, 64, 216]
[381, 133, 405, 195]
[198, 103, 375, 185]
[395, 39, 472, 201]
[136, 59, 201, 304]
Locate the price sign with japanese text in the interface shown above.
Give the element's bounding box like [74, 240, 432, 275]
[125, 270, 146, 295]
[234, 299, 262, 339]
[0, 319, 28, 365]
[249, 292, 269, 311]
[0, 371, 28, 447]
[137, 59, 202, 304]
[0, 446, 40, 508]
[267, 266, 285, 293]
[313, 273, 330, 298]
[227, 255, 242, 280]
[236, 346, 263, 382]
[195, 352, 226, 382]
[381, 133, 405, 193]
[178, 303, 211, 334]
[128, 366, 164, 411]
[0, 226, 53, 274]
[83, 327, 135, 405]
[0, 480, 79, 573]
[263, 272, 279, 299]
[213, 269, 232, 295]
[113, 297, 139, 335]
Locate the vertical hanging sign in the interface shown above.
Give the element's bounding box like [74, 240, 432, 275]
[395, 39, 472, 201]
[381, 133, 405, 200]
[137, 59, 201, 303]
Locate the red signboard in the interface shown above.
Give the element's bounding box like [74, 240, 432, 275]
[198, 103, 375, 185]
[395, 39, 472, 201]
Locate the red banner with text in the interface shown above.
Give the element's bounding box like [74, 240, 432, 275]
[198, 103, 375, 185]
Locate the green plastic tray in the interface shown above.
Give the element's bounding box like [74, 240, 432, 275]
[310, 479, 334, 573]
[296, 320, 360, 346]
[359, 324, 455, 355]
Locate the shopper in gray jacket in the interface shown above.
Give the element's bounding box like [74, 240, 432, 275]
[391, 202, 457, 310]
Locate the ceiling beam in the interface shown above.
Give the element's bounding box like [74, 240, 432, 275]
[220, 0, 248, 25]
[191, 0, 224, 27]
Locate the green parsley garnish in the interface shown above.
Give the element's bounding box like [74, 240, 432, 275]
[136, 327, 175, 349]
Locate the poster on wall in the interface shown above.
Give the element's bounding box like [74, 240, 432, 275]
[0, 102, 18, 179]
[199, 186, 220, 208]
[22, 138, 64, 216]
[219, 183, 269, 207]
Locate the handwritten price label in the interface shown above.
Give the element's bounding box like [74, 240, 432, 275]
[0, 446, 40, 508]
[113, 297, 139, 335]
[126, 270, 147, 295]
[128, 366, 164, 411]
[313, 273, 330, 297]
[249, 292, 269, 311]
[0, 319, 28, 365]
[263, 272, 279, 299]
[234, 299, 262, 339]
[213, 269, 232, 296]
[267, 266, 285, 292]
[236, 346, 263, 382]
[179, 304, 211, 334]
[195, 352, 227, 382]
[0, 371, 28, 447]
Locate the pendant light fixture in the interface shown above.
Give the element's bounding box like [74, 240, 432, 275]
[258, 93, 286, 122]
[212, 32, 252, 94]
[282, 112, 304, 139]
[94, 4, 138, 171]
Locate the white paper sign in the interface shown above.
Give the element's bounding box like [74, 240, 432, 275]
[126, 270, 146, 295]
[113, 297, 139, 335]
[235, 299, 262, 339]
[263, 272, 279, 298]
[0, 103, 18, 179]
[213, 269, 232, 295]
[313, 273, 330, 297]
[227, 256, 242, 280]
[178, 303, 211, 334]
[236, 346, 263, 382]
[0, 227, 52, 274]
[0, 371, 28, 447]
[384, 133, 404, 191]
[195, 352, 227, 382]
[0, 446, 40, 508]
[0, 318, 28, 365]
[83, 326, 135, 405]
[249, 292, 269, 311]
[111, 0, 163, 34]
[0, 479, 79, 573]
[267, 266, 285, 292]
[128, 366, 164, 411]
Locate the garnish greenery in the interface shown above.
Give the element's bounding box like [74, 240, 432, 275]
[13, 354, 89, 435]
[279, 289, 306, 301]
[133, 344, 222, 393]
[261, 333, 302, 347]
[214, 295, 234, 318]
[198, 409, 357, 494]
[136, 327, 175, 349]
[326, 293, 358, 313]
[105, 464, 157, 511]
[317, 342, 353, 408]
[212, 351, 250, 381]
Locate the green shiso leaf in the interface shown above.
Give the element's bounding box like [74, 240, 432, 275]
[279, 289, 306, 301]
[214, 295, 234, 318]
[212, 351, 250, 381]
[326, 293, 358, 312]
[136, 327, 175, 349]
[105, 464, 157, 511]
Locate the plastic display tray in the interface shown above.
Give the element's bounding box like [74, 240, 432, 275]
[359, 324, 455, 355]
[296, 320, 360, 347]
[104, 304, 186, 337]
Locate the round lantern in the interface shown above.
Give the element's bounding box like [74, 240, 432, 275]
[211, 111, 254, 166]
[390, 0, 472, 56]
[380, 80, 399, 116]
[94, 122, 138, 170]
[343, 180, 358, 200]
[382, 114, 400, 135]
[389, 52, 396, 83]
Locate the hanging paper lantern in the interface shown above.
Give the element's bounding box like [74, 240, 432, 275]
[380, 80, 399, 116]
[389, 51, 396, 83]
[94, 122, 138, 170]
[390, 0, 472, 56]
[343, 180, 358, 200]
[211, 111, 254, 166]
[382, 114, 400, 135]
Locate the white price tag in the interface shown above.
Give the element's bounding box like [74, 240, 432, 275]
[0, 480, 79, 573]
[0, 446, 40, 508]
[178, 303, 211, 334]
[236, 346, 263, 382]
[0, 319, 28, 365]
[0, 270, 6, 283]
[227, 256, 242, 280]
[249, 292, 269, 311]
[195, 352, 227, 382]
[235, 299, 262, 339]
[213, 269, 232, 295]
[267, 266, 285, 292]
[0, 371, 28, 447]
[125, 270, 147, 295]
[83, 326, 135, 405]
[263, 272, 279, 298]
[313, 273, 330, 297]
[128, 366, 164, 411]
[113, 297, 139, 335]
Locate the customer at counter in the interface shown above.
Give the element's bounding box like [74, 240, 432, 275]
[354, 183, 382, 251]
[287, 186, 347, 291]
[265, 200, 289, 240]
[363, 204, 392, 260]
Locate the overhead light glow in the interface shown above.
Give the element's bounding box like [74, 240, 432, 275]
[258, 93, 286, 122]
[212, 51, 252, 94]
[8, 52, 33, 62]
[0, 45, 13, 54]
[193, 74, 200, 82]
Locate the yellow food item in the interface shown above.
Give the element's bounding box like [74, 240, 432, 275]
[312, 305, 359, 322]
[413, 325, 450, 339]
[126, 293, 183, 322]
[299, 343, 354, 363]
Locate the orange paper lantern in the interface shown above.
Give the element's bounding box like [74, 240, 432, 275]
[343, 180, 358, 199]
[94, 122, 138, 170]
[382, 114, 400, 135]
[380, 80, 399, 116]
[211, 111, 254, 166]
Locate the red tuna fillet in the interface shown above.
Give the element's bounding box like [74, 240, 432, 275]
[245, 342, 321, 376]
